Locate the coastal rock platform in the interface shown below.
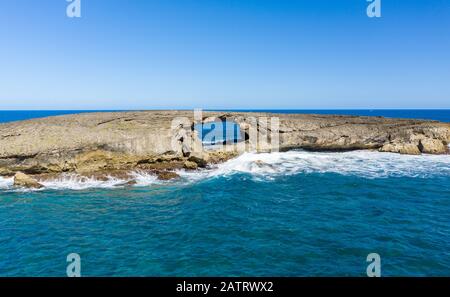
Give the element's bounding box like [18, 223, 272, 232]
[1, 111, 449, 184]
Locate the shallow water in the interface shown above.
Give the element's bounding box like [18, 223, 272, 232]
[1, 150, 449, 276]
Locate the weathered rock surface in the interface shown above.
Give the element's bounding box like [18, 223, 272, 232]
[379, 142, 422, 155]
[418, 138, 448, 154]
[13, 172, 43, 189]
[155, 171, 179, 180]
[187, 156, 208, 168]
[183, 161, 198, 170]
[0, 111, 449, 179]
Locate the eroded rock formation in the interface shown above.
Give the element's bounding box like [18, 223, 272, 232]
[13, 172, 43, 189]
[0, 111, 449, 186]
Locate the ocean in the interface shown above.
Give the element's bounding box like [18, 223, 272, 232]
[0, 110, 449, 276]
[1, 109, 450, 123]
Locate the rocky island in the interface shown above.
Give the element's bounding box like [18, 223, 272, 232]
[1, 111, 449, 188]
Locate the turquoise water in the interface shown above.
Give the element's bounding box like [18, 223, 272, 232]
[0, 150, 449, 276]
[0, 110, 449, 276]
[194, 121, 242, 145]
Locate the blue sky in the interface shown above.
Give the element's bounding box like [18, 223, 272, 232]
[0, 0, 449, 109]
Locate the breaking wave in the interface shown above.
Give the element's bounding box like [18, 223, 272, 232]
[178, 150, 450, 181]
[0, 150, 449, 191]
[0, 171, 160, 192]
[0, 176, 13, 189]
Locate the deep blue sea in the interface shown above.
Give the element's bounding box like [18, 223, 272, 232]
[0, 110, 449, 276]
[0, 109, 450, 123]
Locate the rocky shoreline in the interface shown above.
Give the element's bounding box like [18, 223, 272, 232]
[1, 111, 449, 188]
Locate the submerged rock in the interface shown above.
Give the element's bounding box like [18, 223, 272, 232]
[155, 171, 179, 181]
[13, 172, 43, 189]
[116, 180, 137, 187]
[253, 160, 276, 169]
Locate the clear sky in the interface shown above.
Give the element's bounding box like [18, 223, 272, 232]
[0, 0, 449, 109]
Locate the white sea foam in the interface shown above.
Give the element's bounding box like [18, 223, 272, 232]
[178, 150, 450, 181]
[0, 150, 449, 191]
[40, 171, 161, 190]
[0, 171, 160, 192]
[0, 176, 14, 190]
[130, 171, 160, 187]
[40, 174, 127, 190]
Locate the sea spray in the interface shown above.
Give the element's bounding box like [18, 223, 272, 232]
[0, 176, 14, 190]
[1, 150, 449, 192]
[178, 150, 450, 181]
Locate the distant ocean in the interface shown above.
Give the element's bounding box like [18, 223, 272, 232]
[0, 110, 449, 276]
[0, 109, 449, 123]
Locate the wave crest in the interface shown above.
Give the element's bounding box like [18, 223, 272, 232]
[1, 150, 449, 191]
[179, 150, 450, 181]
[0, 171, 160, 192]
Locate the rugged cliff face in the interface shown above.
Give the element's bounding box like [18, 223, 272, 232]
[0, 111, 449, 178]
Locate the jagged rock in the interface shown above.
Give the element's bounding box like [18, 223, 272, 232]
[207, 151, 239, 164]
[13, 172, 43, 189]
[379, 143, 421, 155]
[155, 171, 179, 180]
[183, 161, 198, 170]
[418, 138, 448, 154]
[74, 150, 141, 173]
[187, 156, 208, 168]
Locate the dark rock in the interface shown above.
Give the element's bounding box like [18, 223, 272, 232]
[155, 171, 179, 181]
[188, 156, 207, 168]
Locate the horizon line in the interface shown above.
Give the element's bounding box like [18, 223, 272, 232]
[1, 108, 450, 111]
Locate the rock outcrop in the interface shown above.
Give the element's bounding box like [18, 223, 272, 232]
[183, 161, 198, 170]
[379, 142, 422, 155]
[13, 172, 43, 189]
[155, 171, 179, 180]
[0, 111, 449, 180]
[418, 138, 448, 154]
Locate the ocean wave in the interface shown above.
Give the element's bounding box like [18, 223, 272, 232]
[0, 171, 161, 192]
[130, 171, 160, 187]
[41, 171, 160, 190]
[39, 174, 128, 190]
[0, 176, 14, 189]
[0, 150, 449, 191]
[178, 150, 450, 181]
